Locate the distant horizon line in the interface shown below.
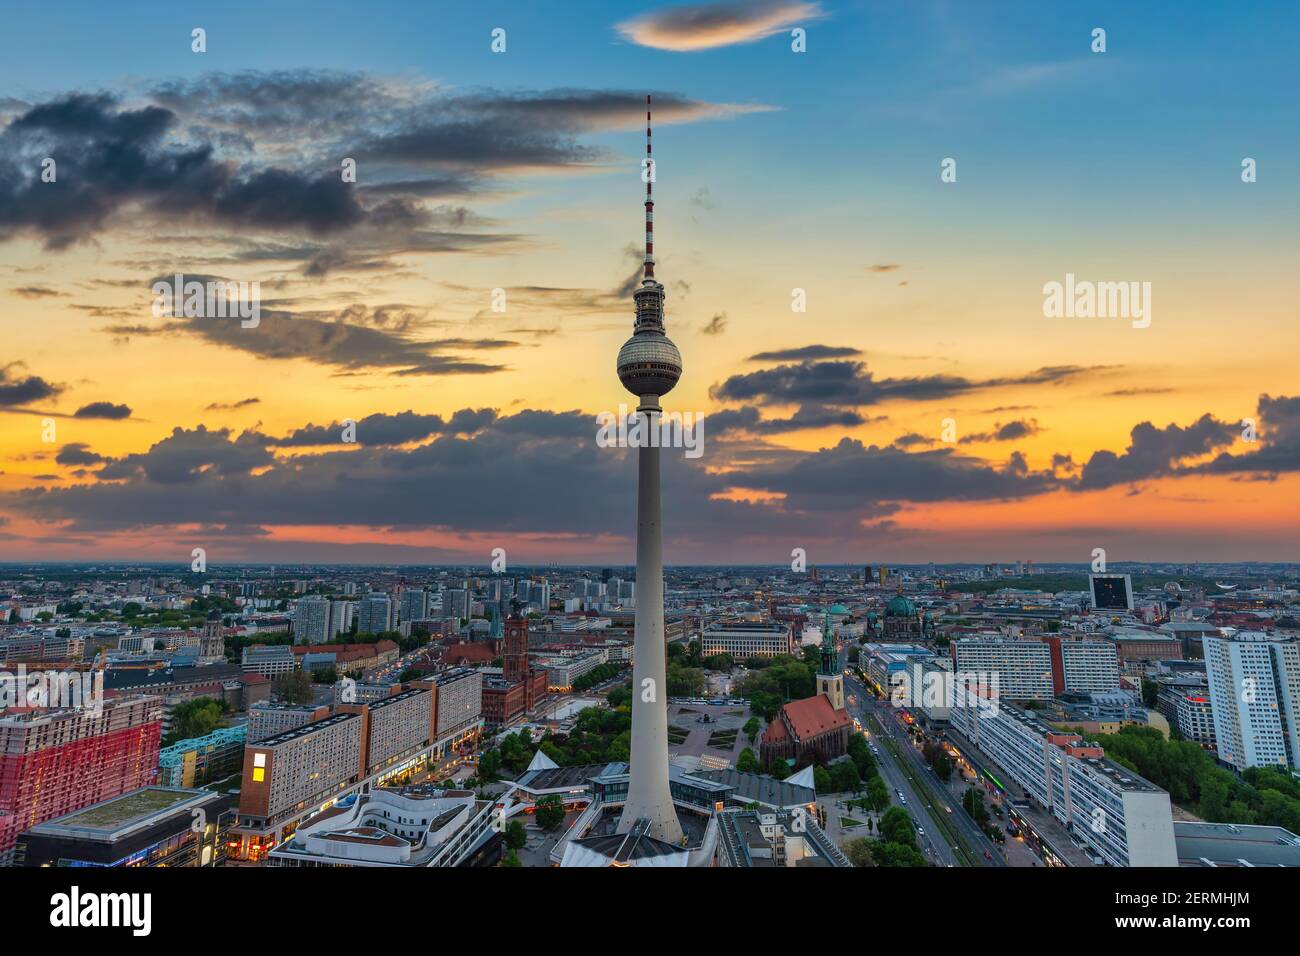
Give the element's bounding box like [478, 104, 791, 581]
[0, 561, 1294, 571]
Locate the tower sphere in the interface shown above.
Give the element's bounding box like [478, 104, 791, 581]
[617, 330, 681, 398]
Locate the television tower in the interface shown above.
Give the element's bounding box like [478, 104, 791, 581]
[615, 95, 684, 845]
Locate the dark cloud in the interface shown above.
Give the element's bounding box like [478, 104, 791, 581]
[712, 360, 1110, 407]
[747, 345, 862, 362]
[732, 438, 1058, 513]
[892, 433, 937, 449]
[95, 425, 275, 485]
[4, 406, 1053, 540]
[958, 419, 1039, 444]
[711, 404, 873, 435]
[272, 408, 497, 447]
[701, 312, 727, 336]
[55, 443, 105, 466]
[10, 285, 63, 298]
[0, 93, 374, 247]
[867, 264, 901, 273]
[1077, 413, 1237, 489]
[1187, 394, 1300, 476]
[105, 307, 514, 378]
[0, 363, 61, 406]
[205, 397, 260, 411]
[73, 401, 132, 420]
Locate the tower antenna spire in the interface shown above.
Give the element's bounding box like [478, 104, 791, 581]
[644, 94, 654, 282]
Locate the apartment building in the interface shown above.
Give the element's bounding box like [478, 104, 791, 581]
[0, 695, 163, 864]
[247, 701, 332, 743]
[236, 711, 365, 858]
[950, 694, 1177, 866]
[1203, 631, 1300, 771]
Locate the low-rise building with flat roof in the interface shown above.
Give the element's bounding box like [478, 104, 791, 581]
[15, 787, 233, 867]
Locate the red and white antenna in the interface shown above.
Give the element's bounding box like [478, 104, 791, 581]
[644, 94, 655, 282]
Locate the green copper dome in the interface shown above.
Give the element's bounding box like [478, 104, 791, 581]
[828, 603, 849, 615]
[885, 595, 916, 617]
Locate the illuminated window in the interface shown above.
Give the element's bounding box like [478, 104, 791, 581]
[254, 752, 266, 768]
[252, 768, 265, 782]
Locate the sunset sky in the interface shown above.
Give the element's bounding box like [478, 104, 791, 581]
[2, 0, 1298, 565]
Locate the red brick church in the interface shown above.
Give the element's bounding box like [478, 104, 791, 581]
[759, 694, 852, 770]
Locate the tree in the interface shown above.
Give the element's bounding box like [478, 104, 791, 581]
[501, 849, 522, 867]
[1140, 678, 1159, 708]
[843, 837, 874, 867]
[871, 841, 927, 867]
[814, 766, 832, 793]
[736, 747, 760, 773]
[164, 697, 224, 745]
[272, 670, 313, 704]
[962, 787, 989, 824]
[666, 661, 706, 697]
[878, 806, 917, 847]
[743, 717, 761, 742]
[865, 777, 891, 813]
[535, 794, 566, 831]
[922, 742, 952, 781]
[830, 760, 861, 794]
[504, 819, 527, 851]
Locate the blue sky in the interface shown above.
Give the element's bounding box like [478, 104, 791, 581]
[2, 1, 1299, 562]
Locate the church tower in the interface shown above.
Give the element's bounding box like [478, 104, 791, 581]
[816, 606, 845, 710]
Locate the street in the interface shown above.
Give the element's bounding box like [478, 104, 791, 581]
[843, 667, 1006, 867]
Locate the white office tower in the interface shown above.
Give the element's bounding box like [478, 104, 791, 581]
[329, 600, 354, 637]
[293, 595, 331, 644]
[534, 581, 550, 611]
[614, 96, 683, 845]
[1204, 631, 1300, 771]
[399, 589, 429, 623]
[357, 593, 393, 635]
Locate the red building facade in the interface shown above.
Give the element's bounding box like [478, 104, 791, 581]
[0, 695, 162, 862]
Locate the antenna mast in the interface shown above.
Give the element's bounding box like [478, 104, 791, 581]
[644, 94, 654, 282]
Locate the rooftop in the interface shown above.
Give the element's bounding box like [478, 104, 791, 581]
[1175, 821, 1300, 867]
[27, 786, 217, 840]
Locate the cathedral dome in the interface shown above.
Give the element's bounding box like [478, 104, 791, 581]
[885, 595, 916, 617]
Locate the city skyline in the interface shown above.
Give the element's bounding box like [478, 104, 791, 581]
[3, 0, 1300, 565]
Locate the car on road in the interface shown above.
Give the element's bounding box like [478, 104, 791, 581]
[916, 826, 925, 836]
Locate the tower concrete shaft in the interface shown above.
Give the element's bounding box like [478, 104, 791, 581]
[617, 396, 683, 844]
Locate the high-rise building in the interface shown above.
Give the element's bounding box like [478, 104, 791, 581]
[357, 593, 393, 635]
[1204, 631, 1300, 771]
[950, 695, 1177, 866]
[399, 589, 429, 624]
[329, 599, 354, 637]
[0, 696, 163, 864]
[613, 96, 683, 845]
[294, 595, 331, 644]
[951, 636, 1117, 700]
[442, 588, 469, 622]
